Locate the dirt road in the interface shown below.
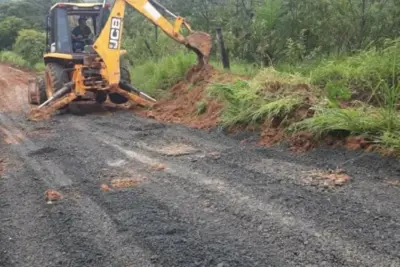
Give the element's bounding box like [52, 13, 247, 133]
[0, 64, 399, 267]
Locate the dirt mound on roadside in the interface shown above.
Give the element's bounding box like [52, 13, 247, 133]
[135, 64, 383, 155]
[137, 64, 245, 129]
[136, 64, 319, 150]
[0, 64, 33, 113]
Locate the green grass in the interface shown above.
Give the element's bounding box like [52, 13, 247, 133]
[33, 62, 45, 72]
[203, 40, 400, 152]
[0, 51, 30, 68]
[195, 100, 207, 115]
[207, 67, 312, 126]
[207, 80, 257, 125]
[289, 106, 393, 136]
[251, 96, 304, 122]
[128, 50, 261, 99]
[288, 103, 400, 147]
[309, 40, 400, 104]
[285, 39, 400, 148]
[379, 131, 400, 150]
[129, 51, 196, 97]
[0, 51, 44, 72]
[210, 58, 260, 77]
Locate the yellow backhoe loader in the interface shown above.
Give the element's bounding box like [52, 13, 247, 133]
[28, 0, 212, 120]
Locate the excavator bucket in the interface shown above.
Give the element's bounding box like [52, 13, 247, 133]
[185, 31, 213, 67]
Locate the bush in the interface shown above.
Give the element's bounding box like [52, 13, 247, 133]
[13, 29, 45, 66]
[0, 16, 29, 50]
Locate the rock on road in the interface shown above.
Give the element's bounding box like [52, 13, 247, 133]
[0, 64, 399, 267]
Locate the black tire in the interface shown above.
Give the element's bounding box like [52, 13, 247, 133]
[45, 63, 69, 96]
[95, 91, 107, 104]
[109, 61, 131, 104]
[44, 63, 70, 109]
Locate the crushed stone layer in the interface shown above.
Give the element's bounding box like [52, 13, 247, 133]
[0, 65, 399, 267]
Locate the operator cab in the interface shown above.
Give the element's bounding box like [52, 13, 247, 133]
[46, 3, 111, 54]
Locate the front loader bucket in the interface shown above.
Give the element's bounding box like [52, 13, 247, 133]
[185, 31, 213, 67]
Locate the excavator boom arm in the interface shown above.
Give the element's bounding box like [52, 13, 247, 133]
[124, 0, 189, 43]
[93, 0, 211, 87]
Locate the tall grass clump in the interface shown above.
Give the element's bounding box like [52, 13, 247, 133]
[0, 51, 44, 71]
[310, 38, 400, 104]
[290, 39, 400, 149]
[289, 105, 400, 137]
[0, 51, 30, 68]
[207, 67, 313, 126]
[129, 51, 196, 96]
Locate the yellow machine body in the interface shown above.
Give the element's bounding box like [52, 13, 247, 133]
[28, 0, 212, 120]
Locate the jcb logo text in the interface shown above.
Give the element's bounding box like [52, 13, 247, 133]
[109, 17, 122, 49]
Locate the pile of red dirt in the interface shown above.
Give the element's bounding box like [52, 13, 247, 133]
[256, 106, 315, 149]
[137, 64, 246, 129]
[0, 64, 34, 113]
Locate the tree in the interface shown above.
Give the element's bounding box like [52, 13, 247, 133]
[13, 29, 45, 65]
[0, 16, 29, 50]
[0, 0, 58, 30]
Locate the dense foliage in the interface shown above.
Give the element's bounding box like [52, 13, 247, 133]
[0, 16, 28, 50]
[0, 0, 58, 29]
[13, 29, 46, 65]
[121, 0, 400, 66]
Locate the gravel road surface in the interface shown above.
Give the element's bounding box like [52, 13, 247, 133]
[0, 65, 399, 267]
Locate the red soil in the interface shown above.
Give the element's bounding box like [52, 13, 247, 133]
[137, 64, 246, 129]
[0, 64, 33, 113]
